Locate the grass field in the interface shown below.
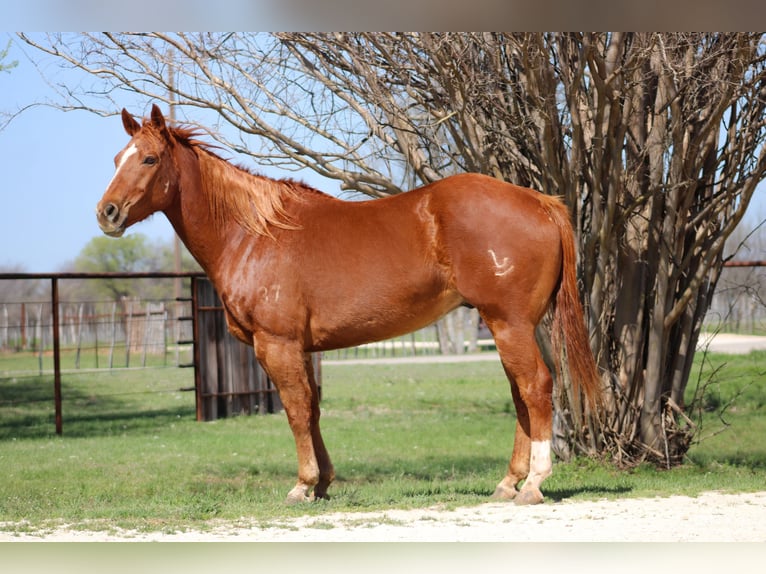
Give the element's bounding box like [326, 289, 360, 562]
[0, 350, 764, 533]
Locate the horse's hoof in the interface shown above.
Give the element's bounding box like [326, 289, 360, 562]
[284, 494, 313, 505]
[490, 484, 518, 501]
[285, 487, 315, 505]
[514, 488, 544, 506]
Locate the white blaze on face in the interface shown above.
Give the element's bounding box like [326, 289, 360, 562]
[107, 144, 138, 189]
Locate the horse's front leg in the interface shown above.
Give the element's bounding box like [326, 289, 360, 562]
[254, 334, 328, 503]
[304, 352, 335, 499]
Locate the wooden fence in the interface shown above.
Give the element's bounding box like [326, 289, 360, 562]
[194, 278, 281, 420]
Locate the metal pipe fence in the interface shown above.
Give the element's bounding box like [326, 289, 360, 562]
[704, 260, 766, 334]
[0, 298, 191, 369]
[0, 272, 204, 434]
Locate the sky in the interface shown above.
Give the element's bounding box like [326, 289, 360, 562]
[1, 32, 765, 273]
[0, 49, 169, 272]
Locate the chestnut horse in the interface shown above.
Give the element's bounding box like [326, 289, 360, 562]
[97, 105, 601, 505]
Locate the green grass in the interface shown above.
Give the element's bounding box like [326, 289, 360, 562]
[0, 347, 179, 375]
[684, 349, 766, 470]
[0, 351, 764, 534]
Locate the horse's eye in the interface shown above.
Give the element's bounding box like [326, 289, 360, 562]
[143, 156, 157, 165]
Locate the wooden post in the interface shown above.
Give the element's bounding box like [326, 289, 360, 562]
[20, 302, 26, 350]
[108, 301, 117, 369]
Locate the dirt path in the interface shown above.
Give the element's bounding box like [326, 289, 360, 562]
[3, 490, 764, 542]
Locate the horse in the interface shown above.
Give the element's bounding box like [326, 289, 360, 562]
[96, 104, 601, 505]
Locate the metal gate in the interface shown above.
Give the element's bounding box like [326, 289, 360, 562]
[190, 277, 321, 421]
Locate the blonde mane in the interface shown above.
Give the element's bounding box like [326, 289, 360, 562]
[169, 125, 301, 238]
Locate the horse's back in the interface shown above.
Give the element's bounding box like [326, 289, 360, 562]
[259, 172, 565, 348]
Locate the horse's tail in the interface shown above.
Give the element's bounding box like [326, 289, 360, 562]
[540, 195, 602, 412]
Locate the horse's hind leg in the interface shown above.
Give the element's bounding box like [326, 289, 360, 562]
[489, 320, 554, 505]
[491, 382, 531, 500]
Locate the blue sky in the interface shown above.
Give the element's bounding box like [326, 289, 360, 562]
[0, 48, 172, 272]
[1, 33, 765, 272]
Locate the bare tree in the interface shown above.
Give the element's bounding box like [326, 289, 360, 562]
[17, 32, 766, 466]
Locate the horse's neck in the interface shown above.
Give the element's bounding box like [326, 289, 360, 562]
[163, 147, 257, 280]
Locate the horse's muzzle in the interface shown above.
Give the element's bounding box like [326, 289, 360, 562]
[96, 202, 127, 237]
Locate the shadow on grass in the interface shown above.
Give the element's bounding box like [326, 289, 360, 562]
[330, 455, 637, 503]
[543, 485, 633, 502]
[0, 374, 195, 440]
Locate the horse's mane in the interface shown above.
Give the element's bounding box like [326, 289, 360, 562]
[166, 124, 303, 238]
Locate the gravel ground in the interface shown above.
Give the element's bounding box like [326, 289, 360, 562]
[3, 490, 765, 542]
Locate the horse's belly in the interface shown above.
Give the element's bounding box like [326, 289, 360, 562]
[305, 289, 463, 352]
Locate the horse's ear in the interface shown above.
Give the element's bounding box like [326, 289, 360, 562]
[150, 104, 172, 141]
[121, 108, 141, 136]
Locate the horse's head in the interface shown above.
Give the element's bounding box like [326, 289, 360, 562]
[96, 104, 178, 237]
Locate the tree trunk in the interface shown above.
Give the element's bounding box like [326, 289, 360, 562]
[436, 307, 479, 355]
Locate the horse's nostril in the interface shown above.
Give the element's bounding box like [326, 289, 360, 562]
[104, 203, 119, 222]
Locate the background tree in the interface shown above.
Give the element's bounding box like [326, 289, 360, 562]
[18, 32, 766, 466]
[73, 234, 153, 301]
[63, 233, 201, 302]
